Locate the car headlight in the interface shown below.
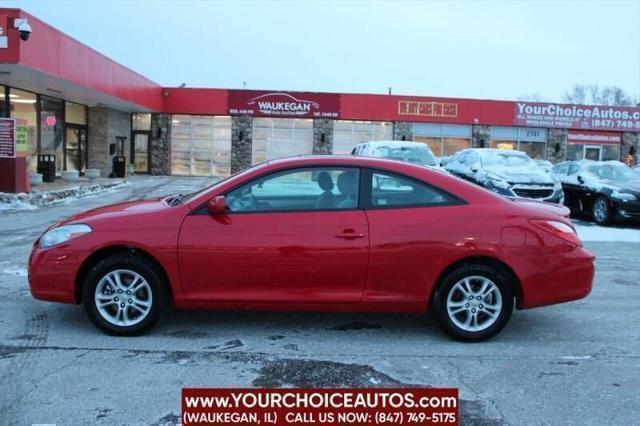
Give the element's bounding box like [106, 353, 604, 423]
[611, 190, 636, 202]
[39, 224, 92, 248]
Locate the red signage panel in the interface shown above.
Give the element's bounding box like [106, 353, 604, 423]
[515, 102, 640, 132]
[339, 93, 516, 126]
[228, 90, 340, 119]
[0, 118, 16, 158]
[567, 130, 621, 145]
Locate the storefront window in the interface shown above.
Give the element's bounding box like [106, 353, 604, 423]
[490, 126, 547, 159]
[566, 143, 620, 161]
[603, 145, 620, 161]
[9, 89, 38, 173]
[40, 96, 65, 174]
[333, 120, 392, 154]
[171, 115, 231, 176]
[65, 102, 87, 125]
[252, 118, 313, 164]
[413, 123, 471, 156]
[132, 113, 152, 131]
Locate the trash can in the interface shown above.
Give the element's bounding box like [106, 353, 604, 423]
[37, 154, 56, 183]
[112, 156, 126, 178]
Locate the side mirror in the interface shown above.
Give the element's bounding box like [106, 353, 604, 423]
[577, 175, 584, 184]
[470, 166, 478, 173]
[207, 196, 227, 215]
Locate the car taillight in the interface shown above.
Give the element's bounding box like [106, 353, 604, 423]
[529, 219, 582, 246]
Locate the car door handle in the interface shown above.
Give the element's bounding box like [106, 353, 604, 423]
[336, 230, 365, 239]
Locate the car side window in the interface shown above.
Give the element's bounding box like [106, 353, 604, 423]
[553, 164, 569, 175]
[568, 164, 580, 175]
[369, 171, 458, 208]
[226, 167, 360, 212]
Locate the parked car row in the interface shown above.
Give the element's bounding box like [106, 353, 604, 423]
[551, 160, 640, 224]
[352, 141, 639, 225]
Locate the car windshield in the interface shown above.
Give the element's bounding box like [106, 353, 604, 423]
[373, 145, 438, 166]
[585, 164, 639, 182]
[480, 152, 533, 168]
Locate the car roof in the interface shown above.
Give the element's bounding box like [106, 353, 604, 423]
[355, 140, 429, 149]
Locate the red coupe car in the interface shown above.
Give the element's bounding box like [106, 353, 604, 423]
[28, 156, 595, 341]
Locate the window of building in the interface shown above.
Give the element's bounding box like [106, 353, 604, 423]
[413, 123, 472, 156]
[252, 118, 313, 164]
[333, 120, 393, 155]
[226, 167, 360, 212]
[132, 113, 152, 131]
[490, 126, 547, 159]
[65, 102, 87, 125]
[10, 89, 39, 173]
[370, 171, 458, 207]
[171, 115, 232, 176]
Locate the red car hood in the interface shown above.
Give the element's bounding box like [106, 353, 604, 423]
[62, 197, 168, 225]
[511, 198, 571, 218]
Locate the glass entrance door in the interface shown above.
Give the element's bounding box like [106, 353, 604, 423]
[584, 145, 602, 161]
[65, 126, 87, 172]
[132, 132, 150, 173]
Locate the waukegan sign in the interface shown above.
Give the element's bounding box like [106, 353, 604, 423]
[228, 91, 340, 118]
[514, 102, 640, 132]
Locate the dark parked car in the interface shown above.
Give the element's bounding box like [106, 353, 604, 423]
[551, 160, 640, 224]
[445, 149, 564, 203]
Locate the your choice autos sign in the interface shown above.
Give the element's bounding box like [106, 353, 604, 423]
[514, 102, 640, 132]
[228, 90, 340, 118]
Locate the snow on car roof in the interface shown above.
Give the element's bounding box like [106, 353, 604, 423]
[360, 140, 431, 149]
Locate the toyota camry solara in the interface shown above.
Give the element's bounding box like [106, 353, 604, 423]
[28, 156, 595, 341]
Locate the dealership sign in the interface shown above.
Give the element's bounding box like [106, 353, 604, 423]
[229, 91, 339, 118]
[514, 102, 640, 132]
[567, 130, 621, 145]
[0, 118, 16, 158]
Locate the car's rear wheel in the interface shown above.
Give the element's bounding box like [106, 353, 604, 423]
[433, 264, 514, 342]
[592, 196, 611, 225]
[82, 254, 168, 336]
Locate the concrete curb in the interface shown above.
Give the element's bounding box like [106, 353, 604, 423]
[0, 181, 127, 210]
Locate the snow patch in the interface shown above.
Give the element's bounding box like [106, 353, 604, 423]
[0, 199, 38, 211]
[574, 223, 640, 243]
[1, 265, 28, 276]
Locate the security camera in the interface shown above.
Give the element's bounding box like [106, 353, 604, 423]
[14, 18, 32, 41]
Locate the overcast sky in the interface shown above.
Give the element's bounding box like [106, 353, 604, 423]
[5, 0, 640, 101]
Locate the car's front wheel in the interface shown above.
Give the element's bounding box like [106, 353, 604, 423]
[433, 264, 514, 342]
[82, 254, 168, 336]
[592, 195, 611, 225]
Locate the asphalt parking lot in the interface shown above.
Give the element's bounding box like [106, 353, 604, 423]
[1, 176, 639, 425]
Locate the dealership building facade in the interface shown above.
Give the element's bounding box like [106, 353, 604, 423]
[1, 8, 639, 183]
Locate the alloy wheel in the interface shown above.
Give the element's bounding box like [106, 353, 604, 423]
[593, 198, 608, 223]
[94, 269, 153, 327]
[446, 275, 502, 332]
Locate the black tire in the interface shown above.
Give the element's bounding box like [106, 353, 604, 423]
[592, 195, 611, 225]
[432, 263, 514, 342]
[82, 254, 168, 336]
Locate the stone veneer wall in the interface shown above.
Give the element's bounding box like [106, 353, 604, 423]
[149, 114, 171, 175]
[620, 132, 639, 163]
[392, 122, 413, 141]
[87, 107, 131, 176]
[231, 116, 253, 174]
[471, 125, 490, 148]
[546, 128, 568, 163]
[312, 119, 334, 154]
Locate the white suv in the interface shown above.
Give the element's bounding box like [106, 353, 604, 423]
[351, 140, 441, 169]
